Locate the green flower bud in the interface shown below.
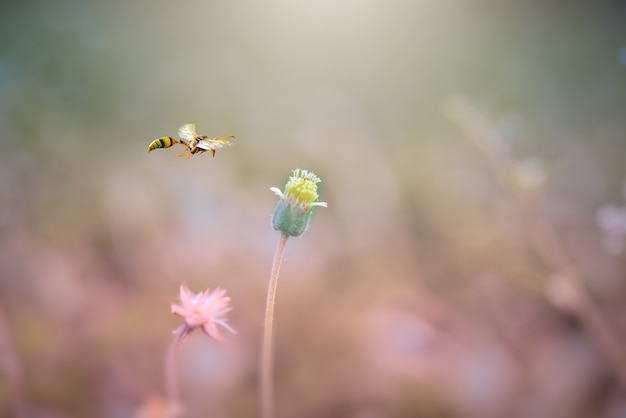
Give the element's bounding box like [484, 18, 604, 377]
[270, 169, 327, 237]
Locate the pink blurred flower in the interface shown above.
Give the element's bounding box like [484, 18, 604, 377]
[596, 204, 626, 255]
[171, 284, 235, 343]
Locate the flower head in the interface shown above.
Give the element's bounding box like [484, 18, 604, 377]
[270, 168, 327, 237]
[171, 284, 235, 343]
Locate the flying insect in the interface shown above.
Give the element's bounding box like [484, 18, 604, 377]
[177, 123, 235, 159]
[147, 123, 235, 159]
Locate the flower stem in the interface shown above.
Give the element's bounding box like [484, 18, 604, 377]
[261, 233, 289, 418]
[165, 325, 189, 417]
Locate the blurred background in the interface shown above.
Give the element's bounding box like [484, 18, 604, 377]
[1, 0, 626, 417]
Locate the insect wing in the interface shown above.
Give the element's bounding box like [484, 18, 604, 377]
[195, 136, 234, 151]
[178, 123, 198, 142]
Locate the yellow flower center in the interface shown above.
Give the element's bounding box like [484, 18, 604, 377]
[285, 169, 321, 206]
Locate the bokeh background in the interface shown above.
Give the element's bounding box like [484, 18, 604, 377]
[1, 0, 626, 417]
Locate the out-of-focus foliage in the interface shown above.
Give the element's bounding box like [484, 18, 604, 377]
[1, 0, 626, 417]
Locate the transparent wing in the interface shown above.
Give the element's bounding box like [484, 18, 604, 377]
[195, 136, 235, 151]
[178, 123, 198, 142]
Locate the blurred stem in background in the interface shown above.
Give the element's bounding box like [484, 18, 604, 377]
[165, 325, 186, 417]
[0, 306, 25, 418]
[446, 95, 626, 389]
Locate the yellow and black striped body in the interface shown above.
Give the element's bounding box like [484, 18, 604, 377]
[147, 136, 179, 153]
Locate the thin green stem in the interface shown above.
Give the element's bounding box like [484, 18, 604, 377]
[261, 233, 289, 418]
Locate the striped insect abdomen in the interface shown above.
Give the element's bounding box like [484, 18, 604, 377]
[147, 136, 178, 152]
